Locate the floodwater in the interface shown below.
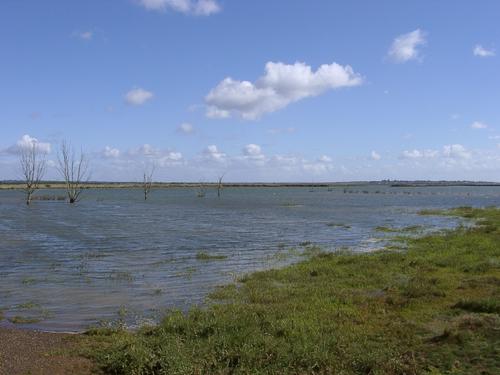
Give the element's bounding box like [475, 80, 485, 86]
[0, 185, 499, 332]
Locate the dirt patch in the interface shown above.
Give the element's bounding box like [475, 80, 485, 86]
[0, 327, 96, 375]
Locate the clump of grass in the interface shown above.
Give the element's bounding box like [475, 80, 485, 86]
[107, 271, 135, 282]
[375, 225, 423, 233]
[81, 207, 500, 375]
[21, 277, 37, 285]
[195, 251, 228, 261]
[17, 301, 41, 310]
[453, 299, 500, 314]
[8, 316, 43, 324]
[326, 222, 351, 229]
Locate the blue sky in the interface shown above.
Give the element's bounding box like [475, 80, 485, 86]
[1, 0, 500, 182]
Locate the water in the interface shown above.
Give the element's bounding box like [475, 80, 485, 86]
[1, 185, 499, 332]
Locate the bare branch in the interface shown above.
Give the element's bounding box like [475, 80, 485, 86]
[217, 173, 225, 198]
[57, 141, 90, 204]
[143, 165, 155, 200]
[20, 141, 46, 205]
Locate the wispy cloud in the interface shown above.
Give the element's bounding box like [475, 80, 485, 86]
[124, 88, 154, 106]
[137, 0, 220, 16]
[388, 29, 427, 63]
[205, 61, 362, 120]
[72, 30, 94, 41]
[473, 45, 495, 57]
[370, 151, 381, 160]
[471, 121, 488, 129]
[177, 123, 195, 134]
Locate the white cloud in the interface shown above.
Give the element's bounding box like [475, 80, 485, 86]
[473, 45, 495, 57]
[129, 144, 160, 156]
[72, 30, 93, 41]
[489, 135, 500, 140]
[205, 61, 362, 119]
[370, 151, 381, 160]
[318, 155, 332, 163]
[103, 146, 120, 158]
[443, 144, 471, 159]
[125, 88, 154, 106]
[203, 145, 226, 162]
[138, 0, 220, 15]
[243, 144, 262, 156]
[471, 121, 488, 129]
[401, 145, 472, 161]
[177, 122, 194, 134]
[388, 29, 426, 63]
[8, 134, 51, 154]
[401, 149, 438, 159]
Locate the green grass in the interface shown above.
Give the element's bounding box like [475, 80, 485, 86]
[8, 315, 43, 324]
[195, 251, 228, 261]
[81, 207, 500, 375]
[375, 225, 424, 233]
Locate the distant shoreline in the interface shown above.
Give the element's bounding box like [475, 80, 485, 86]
[1, 180, 500, 190]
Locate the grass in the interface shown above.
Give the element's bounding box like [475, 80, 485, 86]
[80, 207, 500, 374]
[195, 251, 228, 261]
[8, 316, 43, 324]
[375, 225, 424, 233]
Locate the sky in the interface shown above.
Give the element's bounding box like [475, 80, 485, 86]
[1, 0, 500, 182]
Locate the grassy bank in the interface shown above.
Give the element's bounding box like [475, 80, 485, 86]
[81, 207, 500, 374]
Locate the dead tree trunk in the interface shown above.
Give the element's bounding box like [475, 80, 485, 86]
[143, 167, 154, 200]
[217, 174, 225, 198]
[57, 141, 90, 204]
[20, 141, 46, 205]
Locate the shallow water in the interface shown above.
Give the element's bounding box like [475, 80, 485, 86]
[1, 185, 499, 331]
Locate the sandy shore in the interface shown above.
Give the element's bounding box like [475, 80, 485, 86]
[0, 327, 95, 375]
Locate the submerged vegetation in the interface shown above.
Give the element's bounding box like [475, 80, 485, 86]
[80, 207, 500, 374]
[195, 251, 228, 261]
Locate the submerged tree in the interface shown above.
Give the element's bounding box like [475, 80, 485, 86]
[217, 174, 225, 198]
[57, 141, 90, 204]
[20, 140, 46, 205]
[143, 166, 154, 200]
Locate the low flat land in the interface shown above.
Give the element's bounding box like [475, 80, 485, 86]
[1, 180, 500, 190]
[1, 207, 499, 374]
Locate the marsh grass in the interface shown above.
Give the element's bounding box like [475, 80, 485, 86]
[81, 207, 500, 375]
[195, 251, 228, 261]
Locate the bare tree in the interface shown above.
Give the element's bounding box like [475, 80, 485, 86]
[217, 174, 225, 198]
[20, 141, 46, 205]
[57, 141, 90, 204]
[143, 166, 154, 200]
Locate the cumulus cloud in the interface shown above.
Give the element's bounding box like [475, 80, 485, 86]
[8, 134, 51, 154]
[177, 122, 194, 134]
[471, 121, 488, 129]
[443, 144, 471, 159]
[370, 151, 381, 160]
[103, 146, 120, 158]
[318, 155, 332, 163]
[205, 61, 362, 119]
[473, 45, 495, 57]
[388, 29, 426, 63]
[138, 0, 220, 15]
[242, 144, 265, 161]
[203, 145, 226, 162]
[401, 145, 472, 161]
[401, 149, 439, 159]
[125, 88, 154, 106]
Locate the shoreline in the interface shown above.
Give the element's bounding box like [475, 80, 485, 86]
[1, 206, 498, 374]
[2, 180, 500, 190]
